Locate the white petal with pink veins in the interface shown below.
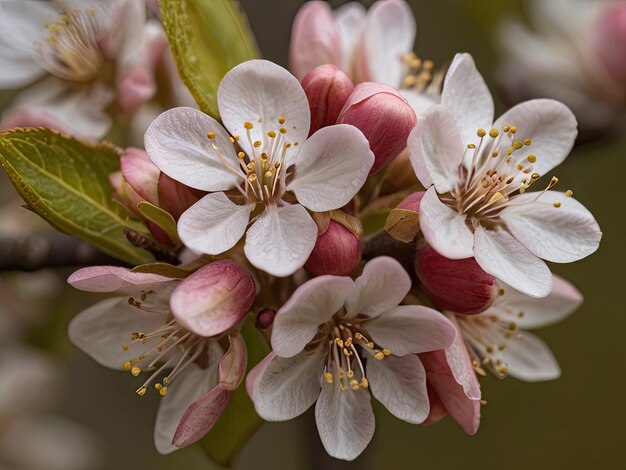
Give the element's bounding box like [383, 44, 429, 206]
[497, 331, 561, 382]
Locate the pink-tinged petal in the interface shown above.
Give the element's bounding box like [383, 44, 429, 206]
[172, 335, 247, 448]
[365, 305, 456, 355]
[473, 226, 552, 298]
[217, 60, 310, 164]
[496, 275, 582, 330]
[99, 0, 146, 66]
[68, 266, 174, 293]
[154, 362, 215, 454]
[367, 354, 429, 424]
[117, 66, 155, 115]
[333, 2, 367, 72]
[422, 384, 447, 426]
[501, 191, 601, 263]
[244, 204, 317, 277]
[178, 192, 252, 256]
[157, 173, 205, 221]
[441, 53, 494, 147]
[315, 381, 375, 461]
[289, 1, 343, 80]
[420, 349, 480, 435]
[345, 256, 411, 318]
[272, 275, 354, 358]
[419, 187, 474, 260]
[288, 124, 373, 211]
[595, 3, 626, 83]
[170, 261, 255, 337]
[492, 99, 577, 178]
[415, 244, 497, 315]
[251, 348, 325, 421]
[355, 0, 416, 86]
[68, 297, 169, 370]
[497, 331, 561, 382]
[246, 351, 274, 399]
[444, 315, 481, 400]
[408, 105, 464, 192]
[301, 64, 354, 134]
[338, 82, 416, 174]
[120, 148, 160, 205]
[144, 107, 240, 192]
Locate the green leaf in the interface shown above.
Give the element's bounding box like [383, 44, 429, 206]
[137, 201, 181, 246]
[0, 128, 154, 265]
[201, 318, 269, 467]
[160, 0, 260, 118]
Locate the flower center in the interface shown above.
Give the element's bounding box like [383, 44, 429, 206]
[121, 292, 208, 397]
[37, 8, 104, 83]
[321, 323, 391, 392]
[206, 117, 296, 204]
[399, 52, 443, 94]
[445, 126, 573, 223]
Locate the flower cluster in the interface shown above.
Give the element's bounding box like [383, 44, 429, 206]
[0, 0, 604, 463]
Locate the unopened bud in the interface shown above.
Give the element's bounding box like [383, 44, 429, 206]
[338, 83, 417, 174]
[157, 173, 205, 221]
[595, 3, 626, 84]
[305, 219, 362, 276]
[120, 148, 160, 206]
[302, 64, 354, 135]
[170, 260, 256, 337]
[255, 308, 276, 330]
[415, 244, 497, 315]
[385, 191, 425, 243]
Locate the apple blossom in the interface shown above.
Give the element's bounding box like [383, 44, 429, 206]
[0, 0, 163, 140]
[145, 59, 374, 277]
[408, 52, 601, 298]
[67, 262, 254, 453]
[247, 257, 456, 460]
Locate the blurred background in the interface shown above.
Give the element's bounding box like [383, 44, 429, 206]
[0, 0, 624, 468]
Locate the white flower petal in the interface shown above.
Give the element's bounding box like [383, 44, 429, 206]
[333, 2, 367, 72]
[178, 193, 252, 255]
[368, 354, 429, 424]
[68, 297, 169, 370]
[408, 105, 464, 192]
[366, 305, 456, 355]
[345, 257, 411, 318]
[358, 0, 415, 86]
[496, 275, 582, 329]
[400, 88, 438, 115]
[288, 124, 373, 212]
[501, 191, 601, 263]
[498, 331, 561, 382]
[217, 60, 310, 163]
[444, 314, 481, 400]
[272, 276, 354, 358]
[492, 99, 577, 177]
[144, 107, 241, 192]
[252, 349, 324, 421]
[315, 382, 374, 461]
[441, 53, 494, 147]
[244, 203, 317, 277]
[419, 186, 474, 259]
[473, 226, 552, 298]
[154, 362, 215, 454]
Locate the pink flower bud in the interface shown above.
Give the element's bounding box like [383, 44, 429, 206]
[255, 308, 276, 329]
[338, 82, 417, 174]
[120, 148, 160, 207]
[385, 191, 425, 243]
[157, 173, 205, 221]
[415, 244, 497, 315]
[305, 220, 362, 276]
[595, 3, 626, 84]
[302, 64, 354, 135]
[170, 260, 256, 337]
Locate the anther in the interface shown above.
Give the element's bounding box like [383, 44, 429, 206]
[467, 143, 476, 149]
[374, 351, 385, 360]
[510, 126, 517, 134]
[527, 155, 537, 163]
[207, 132, 215, 139]
[278, 117, 286, 124]
[553, 202, 561, 208]
[489, 128, 500, 138]
[498, 288, 505, 296]
[131, 367, 141, 377]
[253, 141, 262, 148]
[523, 138, 532, 146]
[477, 128, 486, 138]
[566, 190, 573, 197]
[136, 387, 147, 397]
[159, 386, 168, 397]
[267, 131, 276, 138]
[324, 372, 334, 384]
[512, 141, 523, 149]
[244, 122, 253, 129]
[237, 151, 245, 158]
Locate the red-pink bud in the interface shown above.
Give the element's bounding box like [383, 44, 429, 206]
[338, 82, 417, 174]
[157, 173, 205, 221]
[302, 64, 354, 135]
[385, 191, 425, 243]
[415, 244, 497, 315]
[255, 308, 276, 330]
[305, 220, 362, 276]
[120, 148, 160, 206]
[170, 260, 256, 337]
[595, 3, 626, 84]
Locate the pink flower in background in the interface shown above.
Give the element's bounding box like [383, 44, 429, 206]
[0, 0, 164, 140]
[145, 60, 374, 277]
[408, 52, 601, 297]
[68, 262, 255, 453]
[248, 257, 455, 460]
